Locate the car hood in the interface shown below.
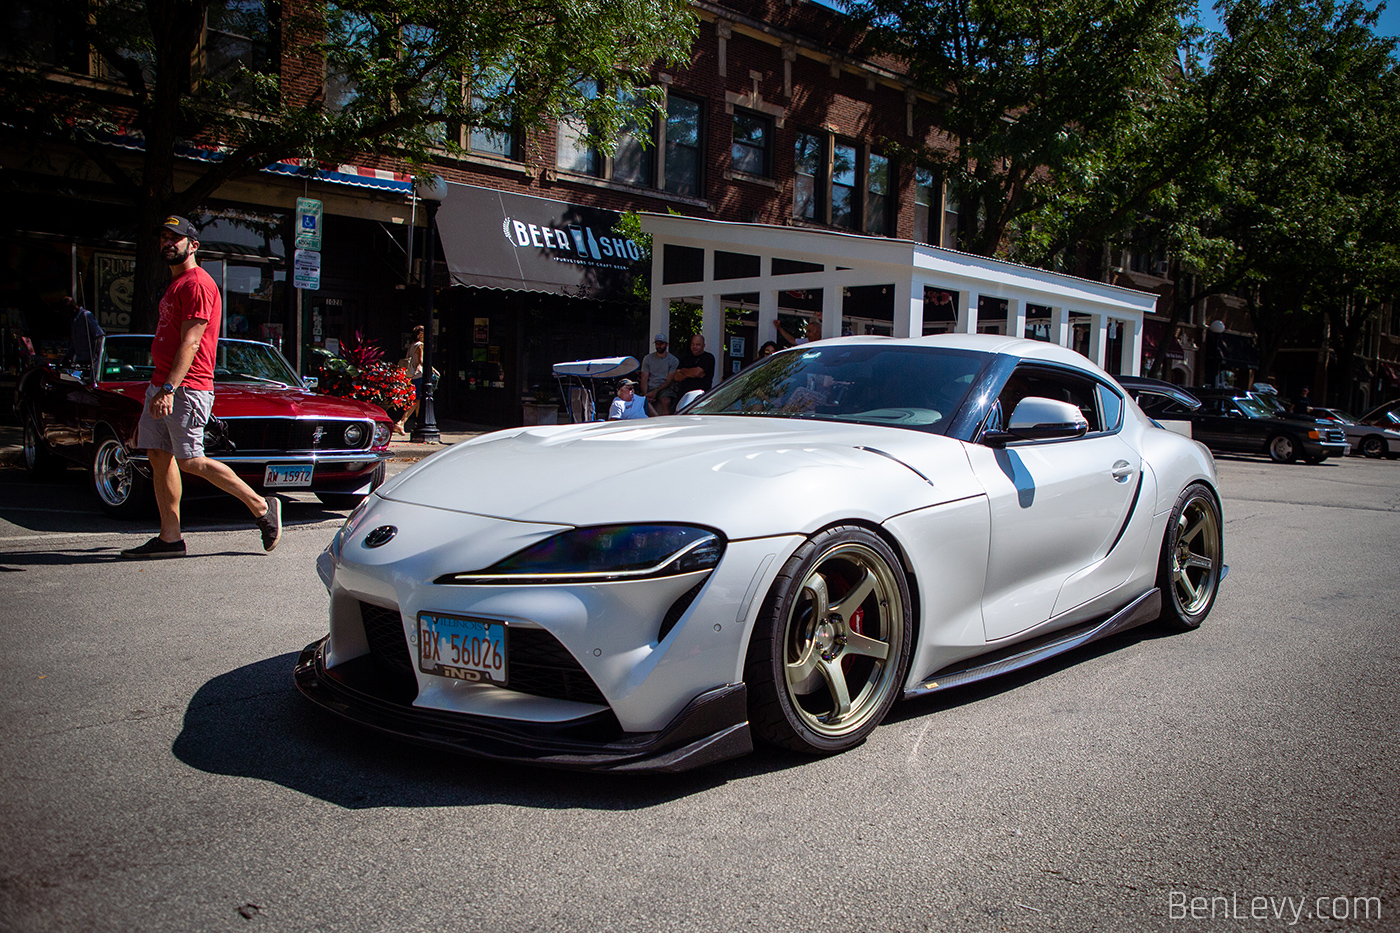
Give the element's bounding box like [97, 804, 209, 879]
[377, 416, 983, 537]
[102, 382, 389, 420]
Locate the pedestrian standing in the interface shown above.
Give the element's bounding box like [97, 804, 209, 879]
[120, 216, 282, 559]
[61, 297, 104, 366]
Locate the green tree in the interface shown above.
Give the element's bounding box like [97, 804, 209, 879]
[0, 0, 696, 326]
[841, 0, 1190, 258]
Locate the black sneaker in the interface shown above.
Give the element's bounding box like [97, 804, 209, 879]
[120, 536, 186, 559]
[257, 496, 282, 551]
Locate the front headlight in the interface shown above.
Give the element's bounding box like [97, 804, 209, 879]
[436, 524, 725, 585]
[371, 422, 392, 448]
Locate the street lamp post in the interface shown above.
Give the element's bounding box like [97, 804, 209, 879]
[412, 176, 448, 444]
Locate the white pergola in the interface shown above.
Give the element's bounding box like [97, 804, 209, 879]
[641, 214, 1158, 376]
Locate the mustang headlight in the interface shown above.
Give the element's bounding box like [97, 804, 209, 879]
[436, 524, 725, 585]
[371, 422, 392, 448]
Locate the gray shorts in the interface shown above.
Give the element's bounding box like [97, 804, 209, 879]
[137, 384, 214, 459]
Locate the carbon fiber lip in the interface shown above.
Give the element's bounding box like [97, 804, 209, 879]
[293, 638, 752, 773]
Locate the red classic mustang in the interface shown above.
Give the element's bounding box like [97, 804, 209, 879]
[18, 335, 393, 516]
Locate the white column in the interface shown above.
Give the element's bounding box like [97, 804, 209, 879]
[649, 243, 669, 342]
[758, 288, 778, 351]
[1049, 306, 1070, 347]
[702, 291, 723, 371]
[1007, 297, 1026, 339]
[893, 276, 921, 338]
[953, 289, 977, 333]
[1087, 312, 1107, 368]
[822, 283, 841, 339]
[1122, 316, 1143, 376]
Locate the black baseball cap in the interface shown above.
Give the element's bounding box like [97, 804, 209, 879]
[157, 215, 200, 238]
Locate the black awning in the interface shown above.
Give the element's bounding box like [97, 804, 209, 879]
[434, 183, 644, 301]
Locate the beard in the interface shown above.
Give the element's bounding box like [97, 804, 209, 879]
[162, 242, 192, 266]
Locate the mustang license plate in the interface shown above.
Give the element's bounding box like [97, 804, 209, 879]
[418, 612, 508, 685]
[264, 463, 314, 488]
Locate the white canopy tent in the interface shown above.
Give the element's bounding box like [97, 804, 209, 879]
[640, 214, 1158, 377]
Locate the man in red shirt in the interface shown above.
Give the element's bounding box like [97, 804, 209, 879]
[121, 216, 282, 558]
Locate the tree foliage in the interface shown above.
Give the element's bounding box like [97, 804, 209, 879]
[842, 0, 1192, 258]
[0, 0, 696, 326]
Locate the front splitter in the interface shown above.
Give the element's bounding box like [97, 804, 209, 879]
[293, 638, 753, 773]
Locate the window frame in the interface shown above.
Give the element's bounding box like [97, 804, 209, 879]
[730, 108, 774, 178]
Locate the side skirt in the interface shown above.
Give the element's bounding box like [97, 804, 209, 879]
[904, 588, 1163, 699]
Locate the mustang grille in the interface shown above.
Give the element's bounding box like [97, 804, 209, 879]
[225, 418, 374, 452]
[356, 601, 606, 706]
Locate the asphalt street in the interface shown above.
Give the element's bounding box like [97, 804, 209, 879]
[0, 446, 1396, 932]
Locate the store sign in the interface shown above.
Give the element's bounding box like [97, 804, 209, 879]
[293, 248, 321, 290]
[295, 198, 323, 250]
[94, 253, 136, 332]
[435, 184, 643, 301]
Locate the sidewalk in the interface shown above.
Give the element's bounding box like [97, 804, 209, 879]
[0, 418, 496, 468]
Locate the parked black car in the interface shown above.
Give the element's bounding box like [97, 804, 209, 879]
[1181, 388, 1349, 463]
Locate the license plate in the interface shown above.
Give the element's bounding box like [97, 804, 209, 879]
[264, 463, 313, 487]
[418, 612, 508, 685]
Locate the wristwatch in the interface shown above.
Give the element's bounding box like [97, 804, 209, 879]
[161, 382, 176, 394]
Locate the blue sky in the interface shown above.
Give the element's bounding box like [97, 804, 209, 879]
[810, 0, 1400, 41]
[1196, 0, 1400, 39]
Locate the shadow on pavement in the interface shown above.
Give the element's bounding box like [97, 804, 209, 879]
[173, 653, 811, 808]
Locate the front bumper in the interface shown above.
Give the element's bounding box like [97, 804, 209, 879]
[294, 637, 752, 772]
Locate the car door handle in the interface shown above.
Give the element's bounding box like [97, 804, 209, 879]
[1111, 460, 1135, 483]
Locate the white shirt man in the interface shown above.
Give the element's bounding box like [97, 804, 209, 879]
[608, 380, 649, 420]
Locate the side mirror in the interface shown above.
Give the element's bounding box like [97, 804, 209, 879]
[676, 389, 705, 412]
[983, 397, 1089, 447]
[302, 376, 319, 391]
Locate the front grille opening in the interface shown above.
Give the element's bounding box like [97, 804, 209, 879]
[355, 601, 606, 706]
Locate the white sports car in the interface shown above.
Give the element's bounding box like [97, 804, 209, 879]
[296, 334, 1225, 772]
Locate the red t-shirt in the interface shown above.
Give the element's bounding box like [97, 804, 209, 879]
[152, 266, 222, 391]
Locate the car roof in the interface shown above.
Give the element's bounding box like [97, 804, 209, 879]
[791, 333, 1116, 376]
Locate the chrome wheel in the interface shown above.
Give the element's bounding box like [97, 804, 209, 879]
[90, 434, 152, 518]
[747, 527, 911, 753]
[22, 417, 63, 477]
[1159, 484, 1223, 631]
[1361, 435, 1386, 459]
[1268, 434, 1297, 463]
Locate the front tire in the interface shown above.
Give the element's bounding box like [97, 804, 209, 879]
[1157, 484, 1223, 632]
[745, 526, 912, 754]
[91, 432, 154, 519]
[1267, 434, 1299, 463]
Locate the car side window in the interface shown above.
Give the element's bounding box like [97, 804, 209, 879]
[1097, 383, 1124, 432]
[995, 366, 1103, 435]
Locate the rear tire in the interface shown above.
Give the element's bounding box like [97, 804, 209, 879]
[1267, 434, 1299, 463]
[745, 525, 912, 754]
[23, 416, 65, 478]
[91, 431, 154, 519]
[1157, 483, 1223, 632]
[1360, 435, 1387, 459]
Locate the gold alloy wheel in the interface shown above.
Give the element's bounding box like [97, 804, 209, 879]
[782, 541, 905, 739]
[1170, 493, 1221, 616]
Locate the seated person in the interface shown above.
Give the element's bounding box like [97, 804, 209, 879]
[607, 379, 650, 420]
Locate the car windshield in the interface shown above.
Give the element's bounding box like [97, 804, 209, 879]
[686, 344, 991, 433]
[1235, 397, 1273, 418]
[101, 336, 300, 386]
